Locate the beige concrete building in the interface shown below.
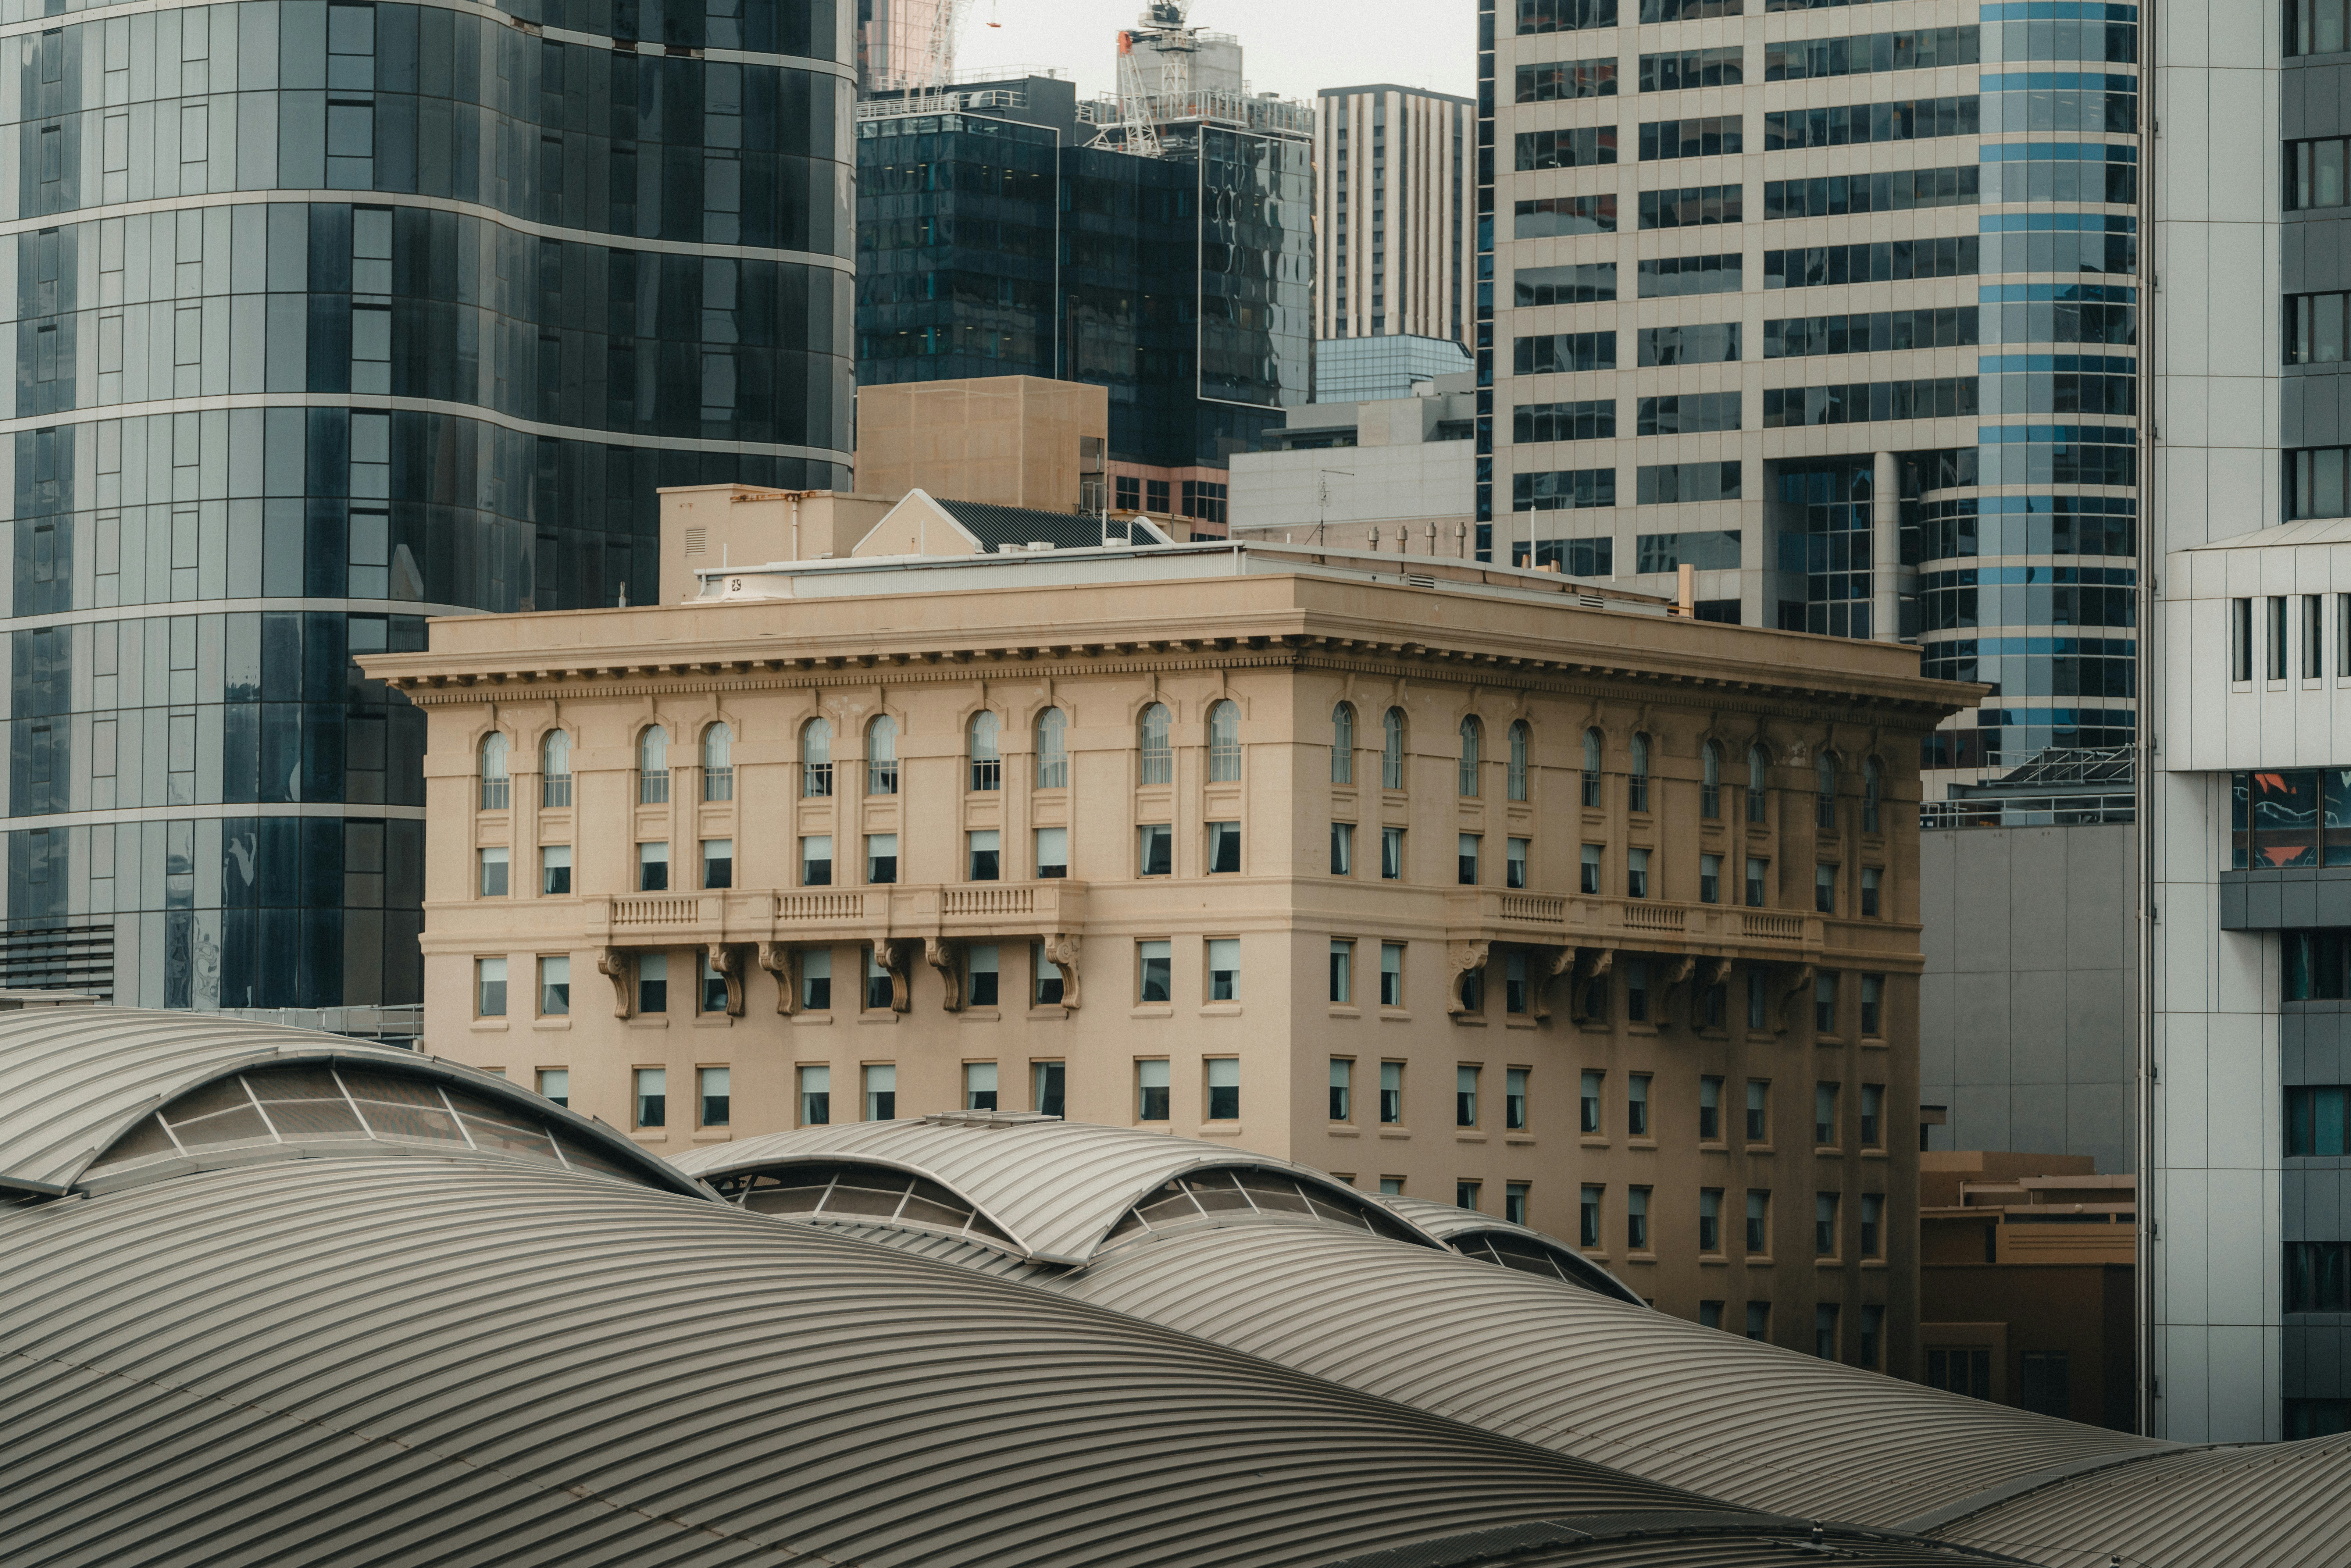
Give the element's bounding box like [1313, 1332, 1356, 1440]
[363, 495, 1974, 1367]
[854, 377, 1110, 517]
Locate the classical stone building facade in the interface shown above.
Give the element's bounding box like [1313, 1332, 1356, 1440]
[367, 527, 1970, 1366]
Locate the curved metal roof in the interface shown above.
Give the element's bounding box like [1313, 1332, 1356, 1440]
[675, 1113, 1440, 1263]
[1376, 1191, 1645, 1305]
[0, 1152, 1794, 1568]
[0, 1006, 699, 1197]
[1929, 1432, 2351, 1568]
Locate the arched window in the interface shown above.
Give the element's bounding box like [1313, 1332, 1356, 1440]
[1629, 733, 1651, 813]
[1207, 700, 1241, 782]
[1458, 715, 1482, 797]
[1382, 707, 1405, 789]
[969, 710, 1002, 791]
[1138, 703, 1172, 785]
[1582, 728, 1604, 807]
[701, 723, 733, 801]
[540, 729, 572, 808]
[637, 726, 670, 804]
[867, 715, 899, 795]
[1331, 703, 1355, 785]
[478, 732, 510, 809]
[1034, 707, 1068, 789]
[1817, 751, 1838, 830]
[1863, 757, 1883, 833]
[801, 718, 833, 798]
[1508, 721, 1530, 802]
[1747, 743, 1769, 823]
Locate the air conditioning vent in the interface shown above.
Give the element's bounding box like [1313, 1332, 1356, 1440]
[684, 527, 707, 555]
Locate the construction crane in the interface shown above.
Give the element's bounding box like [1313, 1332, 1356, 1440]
[922, 0, 975, 94]
[1107, 0, 1195, 158]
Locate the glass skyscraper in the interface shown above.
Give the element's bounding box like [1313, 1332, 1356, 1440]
[0, 0, 855, 1009]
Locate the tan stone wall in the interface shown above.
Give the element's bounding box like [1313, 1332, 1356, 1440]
[380, 565, 1964, 1372]
[854, 376, 1108, 512]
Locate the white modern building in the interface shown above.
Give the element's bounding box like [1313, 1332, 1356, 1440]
[1316, 84, 1479, 354]
[1229, 375, 1476, 544]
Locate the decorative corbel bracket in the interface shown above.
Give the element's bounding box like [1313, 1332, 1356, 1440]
[757, 942, 797, 1015]
[1532, 944, 1577, 1020]
[1446, 940, 1491, 1015]
[926, 937, 966, 1012]
[1774, 962, 1818, 1035]
[1568, 946, 1615, 1025]
[708, 942, 745, 1018]
[875, 938, 915, 1013]
[1042, 932, 1082, 1011]
[1657, 954, 1698, 1029]
[595, 947, 632, 1019]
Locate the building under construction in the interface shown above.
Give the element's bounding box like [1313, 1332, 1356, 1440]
[852, 5, 1312, 524]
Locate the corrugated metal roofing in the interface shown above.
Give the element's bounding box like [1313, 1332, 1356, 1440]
[675, 1116, 1433, 1263]
[0, 1154, 1767, 1568]
[0, 1007, 697, 1196]
[1931, 1432, 2351, 1568]
[933, 498, 1170, 553]
[1325, 1516, 2029, 1568]
[1375, 1191, 1644, 1305]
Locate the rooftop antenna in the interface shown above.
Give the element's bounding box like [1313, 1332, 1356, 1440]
[1315, 468, 1352, 546]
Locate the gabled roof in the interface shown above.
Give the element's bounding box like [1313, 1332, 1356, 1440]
[672, 1114, 1435, 1264]
[858, 488, 1175, 556]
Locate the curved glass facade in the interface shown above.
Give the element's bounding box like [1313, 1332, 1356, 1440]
[0, 0, 855, 1008]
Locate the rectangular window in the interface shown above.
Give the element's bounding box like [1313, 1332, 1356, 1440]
[1627, 1073, 1651, 1136]
[1032, 1060, 1066, 1116]
[1138, 940, 1172, 1004]
[1582, 843, 1603, 894]
[2291, 290, 2351, 363]
[537, 1068, 569, 1108]
[1331, 939, 1355, 1004]
[965, 1061, 998, 1111]
[1519, 0, 1620, 33]
[1700, 1188, 1722, 1251]
[1507, 1183, 1530, 1225]
[968, 945, 1000, 1008]
[1382, 827, 1405, 879]
[1330, 1058, 1353, 1121]
[864, 1063, 897, 1121]
[968, 829, 1001, 881]
[800, 836, 832, 886]
[699, 1066, 731, 1128]
[1861, 867, 1882, 918]
[1459, 833, 1481, 885]
[1700, 1301, 1725, 1330]
[1815, 971, 1840, 1034]
[1746, 1189, 1770, 1253]
[800, 948, 831, 1010]
[1207, 1057, 1240, 1121]
[1331, 822, 1355, 875]
[1816, 863, 1838, 914]
[539, 955, 570, 1016]
[638, 842, 670, 892]
[2309, 595, 2328, 679]
[1512, 332, 1618, 376]
[1034, 826, 1068, 879]
[1507, 1067, 1529, 1129]
[1507, 837, 1529, 889]
[1380, 943, 1405, 1007]
[1457, 1181, 1482, 1211]
[1637, 392, 1743, 435]
[702, 839, 733, 890]
[1861, 974, 1884, 1035]
[479, 846, 510, 897]
[1747, 970, 1768, 1030]
[1517, 55, 1619, 100]
[1457, 1065, 1480, 1127]
[1137, 1059, 1171, 1121]
[1627, 1186, 1651, 1251]
[1580, 1184, 1603, 1247]
[1513, 126, 1619, 171]
[1639, 45, 1743, 91]
[1746, 1302, 1770, 1341]
[867, 834, 899, 884]
[1207, 821, 1242, 875]
[1817, 1082, 1840, 1146]
[2292, 0, 2351, 54]
[1514, 193, 1620, 237]
[2271, 595, 2292, 680]
[639, 952, 668, 1013]
[1637, 184, 1743, 230]
[1514, 399, 1617, 442]
[1700, 1075, 1722, 1140]
[2292, 135, 2351, 210]
[1626, 959, 1650, 1022]
[1816, 1192, 1840, 1256]
[1700, 853, 1722, 904]
[2286, 1085, 2351, 1155]
[1815, 1304, 1839, 1360]
[865, 947, 893, 1011]
[1033, 943, 1066, 1007]
[1746, 1080, 1769, 1142]
[1208, 938, 1240, 1001]
[1860, 1304, 1885, 1368]
[1861, 1192, 1884, 1257]
[476, 956, 508, 1017]
[635, 1067, 666, 1129]
[1627, 846, 1651, 899]
[1637, 256, 1744, 301]
[1139, 824, 1173, 876]
[1379, 1060, 1404, 1124]
[541, 845, 572, 895]
[1639, 116, 1743, 159]
[2231, 596, 2254, 681]
[1581, 1069, 1603, 1134]
[700, 954, 729, 1014]
[1513, 469, 1619, 513]
[1638, 323, 1743, 366]
[1514, 261, 1619, 304]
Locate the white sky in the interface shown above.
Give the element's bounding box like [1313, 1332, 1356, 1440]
[949, 0, 1479, 105]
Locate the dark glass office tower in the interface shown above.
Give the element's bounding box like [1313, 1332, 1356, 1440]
[0, 0, 856, 1010]
[854, 78, 1311, 476]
